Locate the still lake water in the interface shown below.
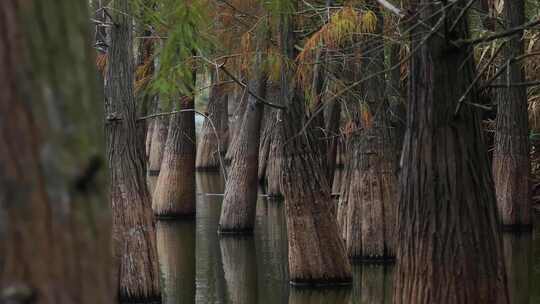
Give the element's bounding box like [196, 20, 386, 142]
[156, 172, 540, 304]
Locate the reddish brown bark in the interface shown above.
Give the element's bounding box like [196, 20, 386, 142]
[492, 0, 531, 229]
[105, 0, 160, 300]
[394, 1, 509, 303]
[0, 1, 113, 303]
[153, 95, 197, 217]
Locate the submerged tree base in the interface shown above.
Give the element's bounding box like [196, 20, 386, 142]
[155, 213, 196, 220]
[217, 227, 255, 235]
[349, 256, 395, 264]
[501, 224, 533, 233]
[118, 294, 162, 304]
[289, 278, 353, 287]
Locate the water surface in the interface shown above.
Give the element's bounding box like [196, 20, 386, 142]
[157, 172, 540, 303]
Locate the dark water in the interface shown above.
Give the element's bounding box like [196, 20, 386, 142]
[156, 172, 540, 304]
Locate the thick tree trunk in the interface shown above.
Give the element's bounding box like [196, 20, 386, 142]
[105, 0, 160, 300]
[0, 2, 113, 303]
[343, 3, 397, 260]
[279, 8, 352, 285]
[219, 236, 258, 304]
[394, 1, 509, 303]
[218, 74, 266, 233]
[153, 95, 197, 217]
[147, 100, 169, 195]
[492, 0, 531, 229]
[156, 220, 196, 304]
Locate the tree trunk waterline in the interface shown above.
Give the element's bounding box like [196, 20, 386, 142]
[105, 0, 160, 300]
[394, 1, 509, 303]
[219, 76, 266, 233]
[196, 78, 229, 170]
[147, 100, 169, 195]
[153, 95, 197, 218]
[278, 7, 352, 285]
[0, 2, 113, 303]
[343, 2, 396, 260]
[492, 0, 531, 230]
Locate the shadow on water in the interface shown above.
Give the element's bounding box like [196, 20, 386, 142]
[157, 172, 540, 303]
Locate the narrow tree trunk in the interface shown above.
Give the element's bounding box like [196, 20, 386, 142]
[0, 2, 113, 303]
[196, 78, 229, 170]
[153, 94, 197, 217]
[156, 220, 196, 304]
[492, 0, 531, 229]
[343, 2, 397, 260]
[219, 76, 266, 233]
[105, 0, 160, 300]
[394, 1, 509, 303]
[279, 8, 352, 285]
[147, 100, 169, 195]
[225, 86, 249, 163]
[259, 84, 284, 197]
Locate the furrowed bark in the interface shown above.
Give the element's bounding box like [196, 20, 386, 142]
[279, 6, 352, 285]
[105, 0, 160, 300]
[0, 2, 113, 303]
[147, 100, 169, 195]
[153, 94, 197, 218]
[218, 75, 266, 233]
[344, 1, 397, 260]
[394, 1, 509, 303]
[196, 77, 229, 170]
[492, 0, 531, 230]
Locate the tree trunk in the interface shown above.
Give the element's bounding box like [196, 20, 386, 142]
[105, 0, 160, 300]
[156, 220, 196, 304]
[147, 100, 169, 195]
[225, 86, 249, 163]
[492, 0, 531, 229]
[343, 2, 396, 260]
[219, 75, 266, 233]
[153, 94, 197, 218]
[502, 233, 531, 304]
[279, 8, 352, 285]
[0, 1, 113, 303]
[196, 78, 229, 170]
[394, 1, 509, 303]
